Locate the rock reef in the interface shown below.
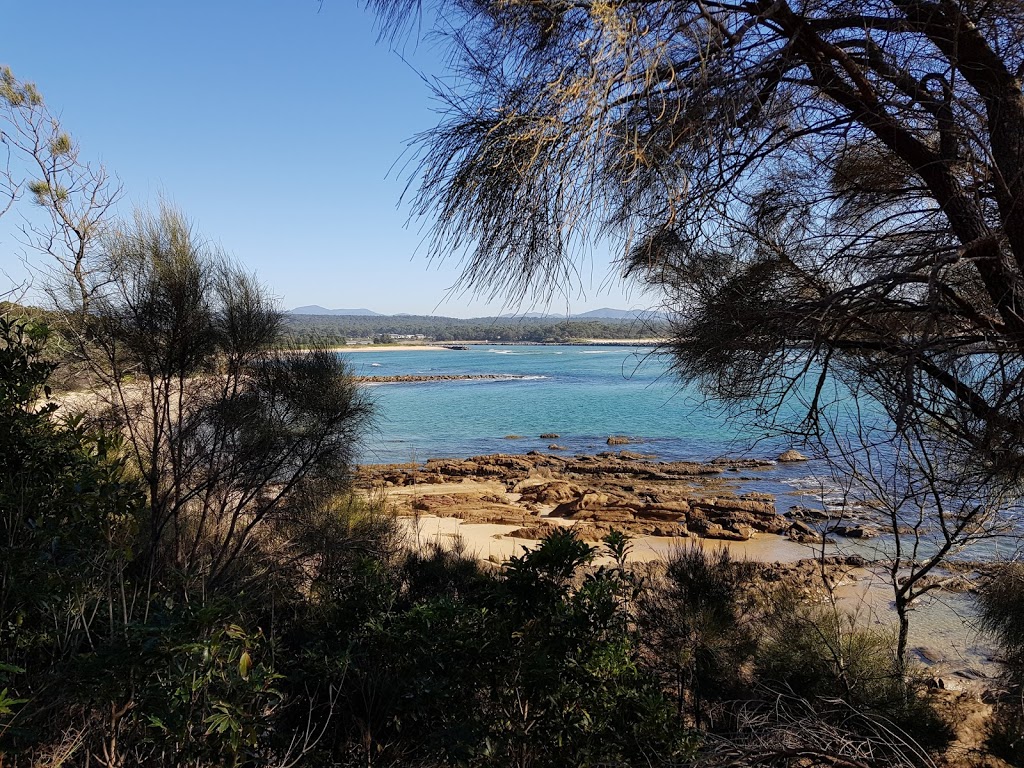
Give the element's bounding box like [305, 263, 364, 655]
[357, 451, 814, 542]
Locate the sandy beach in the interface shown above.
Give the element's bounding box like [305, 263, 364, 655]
[334, 340, 665, 352]
[341, 344, 450, 352]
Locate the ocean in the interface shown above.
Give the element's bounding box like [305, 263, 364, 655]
[348, 344, 1008, 667]
[349, 343, 1021, 558]
[350, 344, 840, 518]
[354, 344, 790, 464]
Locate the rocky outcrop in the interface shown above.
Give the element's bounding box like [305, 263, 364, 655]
[831, 524, 879, 539]
[514, 479, 584, 505]
[778, 449, 809, 462]
[688, 495, 788, 535]
[358, 451, 803, 541]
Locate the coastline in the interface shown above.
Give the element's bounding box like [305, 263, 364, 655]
[363, 450, 995, 682]
[304, 339, 666, 354]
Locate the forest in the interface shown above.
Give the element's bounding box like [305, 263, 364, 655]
[279, 314, 666, 346]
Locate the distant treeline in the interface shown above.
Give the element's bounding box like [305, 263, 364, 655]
[281, 313, 668, 345]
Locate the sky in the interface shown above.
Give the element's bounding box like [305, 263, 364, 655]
[0, 1, 644, 317]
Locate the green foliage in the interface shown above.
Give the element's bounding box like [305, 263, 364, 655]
[143, 617, 283, 764]
[0, 66, 42, 107]
[281, 313, 667, 346]
[0, 314, 144, 749]
[754, 591, 951, 750]
[344, 528, 695, 766]
[978, 564, 1024, 764]
[637, 545, 758, 726]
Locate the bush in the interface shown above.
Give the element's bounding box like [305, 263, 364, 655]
[979, 563, 1024, 764]
[636, 544, 758, 726]
[754, 590, 951, 751]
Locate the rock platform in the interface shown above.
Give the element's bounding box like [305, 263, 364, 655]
[357, 451, 814, 543]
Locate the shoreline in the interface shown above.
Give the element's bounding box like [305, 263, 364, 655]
[297, 339, 665, 354]
[366, 451, 995, 682]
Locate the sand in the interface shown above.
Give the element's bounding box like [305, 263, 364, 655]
[340, 344, 451, 352]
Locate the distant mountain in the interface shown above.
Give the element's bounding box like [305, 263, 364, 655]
[572, 308, 667, 321]
[288, 305, 381, 316]
[286, 306, 666, 321]
[496, 308, 668, 321]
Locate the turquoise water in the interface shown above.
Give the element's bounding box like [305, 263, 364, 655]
[349, 344, 1022, 563]
[349, 344, 829, 514]
[351, 344, 785, 464]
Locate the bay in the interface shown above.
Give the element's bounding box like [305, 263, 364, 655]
[352, 344, 781, 464]
[349, 344, 829, 513]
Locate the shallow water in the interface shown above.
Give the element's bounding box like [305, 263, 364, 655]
[352, 344, 1022, 562]
[354, 344, 823, 504]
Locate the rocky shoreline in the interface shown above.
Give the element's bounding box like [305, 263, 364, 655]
[357, 449, 818, 543]
[361, 450, 1000, 695]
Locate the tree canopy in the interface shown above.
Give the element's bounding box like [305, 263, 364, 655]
[367, 0, 1024, 473]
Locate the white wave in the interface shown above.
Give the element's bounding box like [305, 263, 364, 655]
[519, 375, 549, 380]
[370, 363, 382, 367]
[579, 351, 605, 354]
[488, 349, 521, 354]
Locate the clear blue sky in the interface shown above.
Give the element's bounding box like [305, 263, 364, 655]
[0, 1, 642, 317]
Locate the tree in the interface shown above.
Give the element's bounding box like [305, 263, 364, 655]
[978, 563, 1024, 764]
[0, 67, 121, 314]
[0, 313, 144, 755]
[365, 0, 1024, 474]
[66, 204, 374, 590]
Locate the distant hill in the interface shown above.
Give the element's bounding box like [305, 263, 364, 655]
[287, 306, 667, 322]
[572, 308, 667, 320]
[288, 305, 381, 316]
[496, 308, 668, 321]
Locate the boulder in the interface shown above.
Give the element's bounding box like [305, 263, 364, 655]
[690, 520, 749, 541]
[516, 480, 583, 505]
[688, 495, 787, 534]
[507, 523, 560, 540]
[778, 449, 809, 462]
[607, 436, 633, 445]
[571, 507, 637, 523]
[788, 520, 822, 543]
[786, 505, 830, 520]
[726, 524, 755, 540]
[548, 444, 567, 450]
[832, 524, 878, 539]
[576, 491, 611, 510]
[637, 502, 690, 521]
[540, 433, 560, 439]
[551, 489, 645, 519]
